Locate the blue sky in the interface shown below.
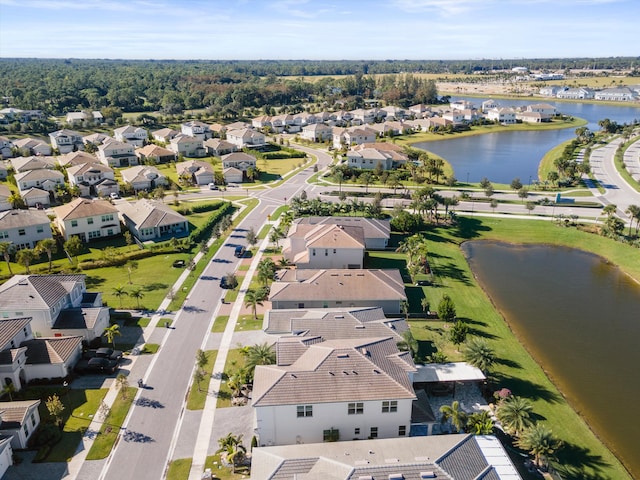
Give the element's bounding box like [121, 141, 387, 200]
[0, 0, 638, 60]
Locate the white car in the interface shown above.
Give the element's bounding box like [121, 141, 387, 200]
[110, 192, 120, 199]
[208, 183, 218, 190]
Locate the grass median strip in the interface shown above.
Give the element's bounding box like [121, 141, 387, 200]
[187, 349, 218, 410]
[216, 348, 244, 409]
[86, 387, 137, 460]
[212, 315, 230, 333]
[166, 458, 193, 480]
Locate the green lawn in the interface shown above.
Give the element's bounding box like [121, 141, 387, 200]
[257, 223, 272, 240]
[86, 387, 137, 460]
[615, 136, 640, 193]
[216, 349, 245, 409]
[397, 216, 636, 479]
[234, 314, 263, 331]
[187, 349, 218, 410]
[166, 458, 193, 480]
[212, 315, 230, 333]
[142, 343, 160, 354]
[204, 453, 250, 480]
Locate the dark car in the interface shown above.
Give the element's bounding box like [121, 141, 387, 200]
[234, 245, 246, 258]
[95, 347, 123, 362]
[75, 357, 119, 374]
[220, 276, 230, 289]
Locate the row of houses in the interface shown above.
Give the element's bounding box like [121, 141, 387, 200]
[539, 85, 640, 101]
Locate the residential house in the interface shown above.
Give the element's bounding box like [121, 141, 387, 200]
[21, 188, 50, 208]
[269, 269, 407, 314]
[0, 435, 12, 477]
[282, 224, 365, 269]
[289, 216, 390, 249]
[409, 103, 431, 118]
[169, 134, 206, 158]
[594, 87, 638, 102]
[516, 111, 549, 123]
[250, 435, 522, 479]
[526, 103, 557, 116]
[0, 400, 41, 449]
[442, 110, 465, 125]
[346, 145, 408, 171]
[405, 118, 432, 132]
[333, 126, 377, 149]
[253, 336, 416, 446]
[223, 167, 243, 184]
[135, 144, 176, 164]
[121, 165, 168, 192]
[0, 185, 10, 212]
[481, 99, 499, 112]
[294, 112, 317, 126]
[251, 115, 272, 130]
[53, 198, 120, 242]
[15, 169, 65, 194]
[0, 162, 6, 180]
[152, 127, 179, 143]
[556, 87, 595, 99]
[12, 138, 52, 157]
[82, 132, 112, 148]
[65, 111, 103, 125]
[0, 209, 52, 250]
[349, 108, 376, 125]
[58, 151, 100, 168]
[114, 125, 148, 147]
[486, 107, 516, 124]
[0, 108, 43, 124]
[0, 317, 82, 391]
[66, 162, 117, 197]
[209, 123, 226, 137]
[10, 156, 56, 173]
[176, 160, 214, 186]
[226, 128, 266, 149]
[0, 137, 13, 159]
[458, 108, 481, 122]
[118, 199, 189, 242]
[49, 129, 84, 154]
[0, 274, 110, 340]
[381, 106, 407, 121]
[221, 152, 257, 173]
[203, 138, 237, 157]
[539, 85, 562, 97]
[300, 123, 333, 142]
[450, 99, 475, 111]
[181, 121, 212, 140]
[270, 114, 295, 133]
[97, 138, 138, 167]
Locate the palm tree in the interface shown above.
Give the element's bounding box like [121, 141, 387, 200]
[129, 287, 145, 309]
[516, 423, 563, 470]
[243, 342, 276, 381]
[1, 382, 16, 401]
[625, 204, 640, 236]
[8, 192, 25, 209]
[112, 285, 128, 308]
[16, 248, 37, 274]
[466, 410, 494, 435]
[103, 324, 121, 349]
[217, 433, 246, 473]
[439, 400, 468, 433]
[126, 260, 138, 284]
[35, 238, 57, 272]
[463, 337, 496, 375]
[269, 227, 283, 249]
[496, 395, 534, 437]
[243, 289, 264, 320]
[360, 171, 373, 194]
[257, 258, 276, 287]
[0, 242, 15, 274]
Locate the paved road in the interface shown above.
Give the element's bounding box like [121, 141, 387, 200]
[95, 146, 332, 480]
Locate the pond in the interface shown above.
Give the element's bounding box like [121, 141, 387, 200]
[412, 97, 640, 183]
[461, 241, 640, 478]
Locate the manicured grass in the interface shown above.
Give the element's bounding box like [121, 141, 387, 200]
[270, 205, 288, 220]
[160, 317, 173, 327]
[212, 315, 230, 333]
[204, 453, 250, 480]
[615, 136, 640, 193]
[400, 216, 636, 479]
[166, 458, 193, 480]
[257, 223, 272, 240]
[216, 348, 245, 409]
[237, 264, 250, 271]
[123, 316, 151, 328]
[187, 349, 218, 410]
[538, 138, 572, 182]
[86, 387, 137, 460]
[142, 343, 160, 354]
[234, 314, 263, 331]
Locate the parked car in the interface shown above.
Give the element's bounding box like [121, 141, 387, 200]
[110, 192, 120, 199]
[208, 182, 218, 190]
[75, 357, 119, 374]
[83, 347, 123, 362]
[234, 245, 246, 258]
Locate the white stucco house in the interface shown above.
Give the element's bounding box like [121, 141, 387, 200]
[286, 216, 390, 250]
[49, 129, 84, 154]
[0, 400, 41, 449]
[114, 125, 148, 147]
[117, 199, 189, 242]
[53, 198, 121, 242]
[486, 107, 516, 124]
[97, 138, 138, 167]
[169, 134, 206, 158]
[226, 128, 266, 149]
[121, 165, 168, 192]
[15, 169, 65, 194]
[0, 209, 53, 250]
[67, 162, 117, 197]
[181, 121, 212, 140]
[176, 160, 214, 186]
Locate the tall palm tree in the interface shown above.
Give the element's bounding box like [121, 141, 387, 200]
[16, 248, 37, 274]
[625, 204, 640, 236]
[243, 342, 276, 381]
[439, 400, 468, 433]
[129, 287, 145, 309]
[243, 289, 264, 320]
[516, 423, 562, 469]
[257, 258, 276, 287]
[463, 337, 496, 376]
[360, 171, 373, 194]
[35, 238, 57, 272]
[466, 410, 494, 435]
[496, 395, 534, 437]
[8, 192, 25, 209]
[112, 285, 128, 308]
[0, 242, 15, 275]
[103, 324, 121, 349]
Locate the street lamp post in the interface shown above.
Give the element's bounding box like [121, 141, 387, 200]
[466, 172, 470, 184]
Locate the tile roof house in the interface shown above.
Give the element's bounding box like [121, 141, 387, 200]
[333, 126, 377, 149]
[20, 187, 51, 209]
[49, 129, 84, 154]
[0, 209, 53, 250]
[250, 435, 521, 480]
[15, 168, 65, 194]
[204, 138, 237, 157]
[82, 132, 112, 148]
[281, 224, 365, 269]
[152, 127, 179, 143]
[66, 162, 117, 198]
[222, 152, 257, 172]
[301, 123, 333, 142]
[0, 185, 11, 212]
[223, 166, 243, 184]
[169, 134, 206, 158]
[121, 165, 168, 192]
[594, 86, 638, 102]
[0, 136, 15, 158]
[0, 274, 109, 340]
[346, 146, 408, 171]
[117, 199, 189, 241]
[12, 138, 52, 157]
[181, 121, 212, 140]
[176, 160, 214, 186]
[486, 107, 516, 124]
[226, 128, 266, 149]
[53, 198, 120, 242]
[0, 436, 12, 477]
[114, 125, 148, 147]
[135, 144, 177, 164]
[65, 111, 102, 125]
[97, 138, 138, 167]
[269, 269, 406, 314]
[10, 156, 57, 173]
[58, 151, 101, 168]
[0, 400, 41, 449]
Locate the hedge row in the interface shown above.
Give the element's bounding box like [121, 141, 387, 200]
[176, 201, 223, 216]
[189, 202, 234, 244]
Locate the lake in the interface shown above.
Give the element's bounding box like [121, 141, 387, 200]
[461, 241, 640, 478]
[412, 97, 640, 183]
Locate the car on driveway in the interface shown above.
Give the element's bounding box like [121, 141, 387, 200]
[83, 347, 123, 362]
[75, 357, 119, 374]
[208, 182, 218, 190]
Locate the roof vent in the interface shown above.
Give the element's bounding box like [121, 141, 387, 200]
[388, 474, 403, 480]
[360, 347, 369, 355]
[373, 369, 381, 374]
[337, 353, 349, 358]
[335, 315, 344, 319]
[420, 473, 436, 479]
[355, 325, 365, 329]
[385, 458, 400, 463]
[359, 476, 372, 480]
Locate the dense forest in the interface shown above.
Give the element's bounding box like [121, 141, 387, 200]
[0, 57, 638, 119]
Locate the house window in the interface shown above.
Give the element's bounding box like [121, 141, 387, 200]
[31, 413, 36, 427]
[323, 428, 339, 442]
[312, 249, 316, 256]
[23, 327, 28, 336]
[354, 427, 360, 435]
[37, 226, 44, 233]
[18, 229, 25, 236]
[398, 425, 406, 436]
[370, 427, 378, 439]
[87, 218, 94, 224]
[88, 231, 101, 239]
[0, 231, 8, 239]
[348, 402, 364, 415]
[101, 214, 114, 222]
[297, 405, 313, 418]
[382, 401, 398, 413]
[71, 220, 78, 227]
[325, 249, 328, 256]
[23, 424, 28, 436]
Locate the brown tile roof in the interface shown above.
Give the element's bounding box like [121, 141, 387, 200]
[118, 199, 187, 229]
[136, 144, 175, 158]
[292, 217, 390, 242]
[22, 336, 82, 364]
[304, 224, 365, 249]
[0, 400, 40, 428]
[53, 198, 117, 221]
[252, 337, 415, 407]
[0, 318, 31, 351]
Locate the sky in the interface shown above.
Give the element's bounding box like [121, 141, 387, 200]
[0, 0, 638, 60]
